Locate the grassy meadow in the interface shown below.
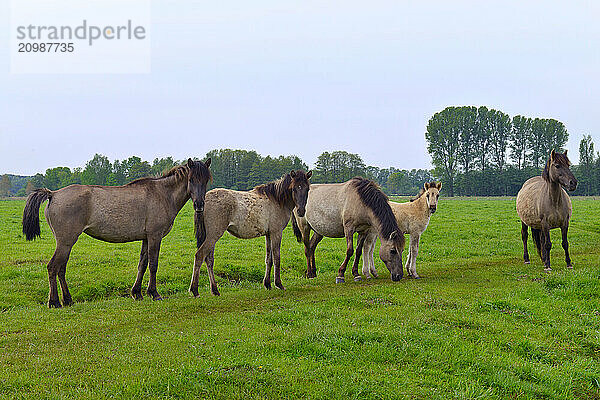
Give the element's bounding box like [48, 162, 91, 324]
[0, 197, 599, 399]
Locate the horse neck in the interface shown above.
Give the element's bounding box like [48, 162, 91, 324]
[546, 179, 563, 207]
[166, 177, 190, 211]
[413, 194, 430, 217]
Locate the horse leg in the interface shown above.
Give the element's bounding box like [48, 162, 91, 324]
[367, 233, 378, 278]
[541, 227, 552, 272]
[302, 232, 312, 279]
[205, 248, 219, 296]
[48, 243, 74, 308]
[336, 232, 354, 283]
[521, 222, 530, 264]
[561, 225, 572, 269]
[531, 228, 542, 260]
[362, 234, 375, 278]
[263, 233, 273, 290]
[271, 234, 285, 290]
[146, 237, 163, 300]
[308, 232, 323, 278]
[56, 246, 74, 306]
[131, 239, 148, 300]
[408, 234, 421, 279]
[352, 233, 365, 281]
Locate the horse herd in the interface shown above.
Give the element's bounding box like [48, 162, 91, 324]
[22, 150, 577, 308]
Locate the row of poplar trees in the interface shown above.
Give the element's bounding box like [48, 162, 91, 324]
[425, 106, 570, 196]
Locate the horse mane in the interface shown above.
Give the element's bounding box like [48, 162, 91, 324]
[127, 162, 211, 186]
[254, 173, 293, 206]
[410, 188, 426, 202]
[350, 177, 399, 238]
[542, 152, 571, 182]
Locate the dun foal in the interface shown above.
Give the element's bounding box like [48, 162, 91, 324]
[190, 170, 312, 296]
[361, 181, 441, 279]
[516, 150, 577, 272]
[22, 159, 212, 307]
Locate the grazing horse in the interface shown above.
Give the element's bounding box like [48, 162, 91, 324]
[361, 181, 442, 279]
[22, 158, 212, 307]
[516, 150, 577, 272]
[189, 170, 312, 296]
[292, 177, 405, 282]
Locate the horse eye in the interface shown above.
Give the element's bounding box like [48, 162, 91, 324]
[555, 164, 561, 168]
[390, 249, 397, 255]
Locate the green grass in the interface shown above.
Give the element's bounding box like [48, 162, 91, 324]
[1, 197, 599, 399]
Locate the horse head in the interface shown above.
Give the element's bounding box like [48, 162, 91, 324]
[379, 230, 405, 281]
[187, 158, 212, 212]
[289, 170, 312, 217]
[423, 182, 442, 214]
[545, 150, 577, 191]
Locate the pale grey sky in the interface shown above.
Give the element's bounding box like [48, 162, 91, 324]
[1, 0, 599, 175]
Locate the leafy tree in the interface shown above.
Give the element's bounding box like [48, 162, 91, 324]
[425, 108, 461, 196]
[510, 116, 531, 169]
[81, 154, 111, 185]
[577, 135, 596, 195]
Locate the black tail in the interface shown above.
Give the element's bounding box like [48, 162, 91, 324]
[22, 188, 52, 241]
[531, 228, 542, 258]
[195, 211, 206, 248]
[291, 213, 303, 243]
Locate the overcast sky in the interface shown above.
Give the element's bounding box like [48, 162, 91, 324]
[1, 0, 598, 175]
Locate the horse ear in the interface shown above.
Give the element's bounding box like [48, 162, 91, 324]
[290, 170, 296, 178]
[423, 182, 429, 190]
[204, 158, 211, 168]
[306, 171, 312, 179]
[389, 231, 398, 241]
[436, 181, 442, 191]
[550, 149, 556, 161]
[187, 158, 194, 168]
[563, 150, 568, 157]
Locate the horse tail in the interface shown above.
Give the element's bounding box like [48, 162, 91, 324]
[194, 211, 207, 248]
[291, 213, 303, 243]
[22, 188, 52, 241]
[531, 228, 542, 257]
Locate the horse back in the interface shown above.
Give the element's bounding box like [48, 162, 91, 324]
[47, 184, 152, 243]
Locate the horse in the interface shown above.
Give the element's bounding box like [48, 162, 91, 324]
[361, 181, 441, 279]
[516, 150, 577, 272]
[292, 177, 405, 283]
[189, 170, 312, 296]
[22, 158, 212, 308]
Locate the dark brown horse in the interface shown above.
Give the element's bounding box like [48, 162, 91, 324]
[22, 158, 211, 307]
[516, 150, 577, 272]
[189, 170, 311, 296]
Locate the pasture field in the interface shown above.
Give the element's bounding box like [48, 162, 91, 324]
[1, 197, 599, 399]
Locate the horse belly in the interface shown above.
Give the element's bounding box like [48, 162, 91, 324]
[227, 203, 267, 239]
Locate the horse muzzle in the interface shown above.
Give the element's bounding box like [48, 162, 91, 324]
[429, 206, 437, 214]
[391, 273, 403, 282]
[568, 180, 578, 191]
[193, 201, 205, 213]
[296, 207, 306, 217]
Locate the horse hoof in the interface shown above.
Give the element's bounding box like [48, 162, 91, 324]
[371, 272, 379, 278]
[211, 288, 221, 296]
[263, 281, 272, 290]
[153, 296, 163, 301]
[412, 275, 421, 279]
[354, 276, 362, 282]
[543, 267, 552, 273]
[132, 292, 144, 301]
[335, 277, 345, 284]
[567, 264, 574, 269]
[48, 300, 62, 309]
[524, 261, 530, 265]
[63, 297, 74, 306]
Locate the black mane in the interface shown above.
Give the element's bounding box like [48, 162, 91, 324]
[255, 174, 294, 206]
[350, 177, 399, 238]
[127, 161, 211, 186]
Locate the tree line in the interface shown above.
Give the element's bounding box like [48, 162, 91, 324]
[1, 150, 433, 197]
[424, 106, 593, 196]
